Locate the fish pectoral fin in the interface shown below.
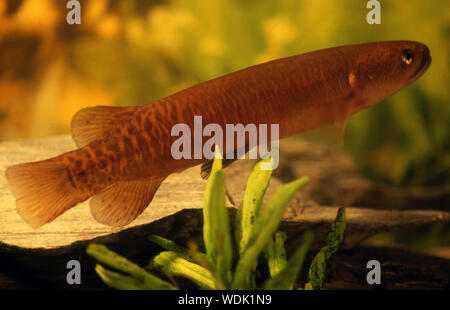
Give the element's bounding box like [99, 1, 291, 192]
[90, 177, 165, 227]
[71, 105, 139, 147]
[330, 88, 364, 144]
[331, 118, 348, 144]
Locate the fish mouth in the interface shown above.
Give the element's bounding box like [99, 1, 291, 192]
[411, 46, 431, 81]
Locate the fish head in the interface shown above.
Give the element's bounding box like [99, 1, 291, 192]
[352, 41, 431, 109]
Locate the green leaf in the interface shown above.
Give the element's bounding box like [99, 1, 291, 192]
[238, 156, 273, 255]
[264, 231, 313, 290]
[150, 251, 216, 289]
[95, 264, 151, 290]
[324, 207, 346, 247]
[306, 207, 346, 290]
[234, 201, 243, 252]
[187, 241, 214, 272]
[202, 146, 233, 288]
[232, 176, 310, 289]
[148, 234, 210, 268]
[148, 235, 192, 260]
[235, 156, 273, 288]
[87, 243, 176, 290]
[264, 231, 288, 278]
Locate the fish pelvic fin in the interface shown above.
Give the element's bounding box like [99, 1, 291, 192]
[90, 177, 165, 227]
[5, 158, 83, 229]
[71, 105, 139, 147]
[200, 144, 251, 180]
[200, 157, 238, 180]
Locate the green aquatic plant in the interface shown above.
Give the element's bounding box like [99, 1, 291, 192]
[87, 149, 346, 290]
[305, 207, 346, 290]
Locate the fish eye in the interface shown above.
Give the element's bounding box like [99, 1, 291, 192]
[401, 49, 414, 65]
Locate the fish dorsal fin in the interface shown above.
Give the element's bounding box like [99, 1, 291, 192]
[90, 177, 164, 227]
[71, 105, 138, 147]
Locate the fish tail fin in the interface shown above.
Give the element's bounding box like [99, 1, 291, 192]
[71, 105, 139, 147]
[5, 157, 82, 229]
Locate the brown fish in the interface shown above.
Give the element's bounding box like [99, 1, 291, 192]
[5, 41, 431, 228]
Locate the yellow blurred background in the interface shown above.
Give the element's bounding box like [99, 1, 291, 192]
[0, 0, 449, 187]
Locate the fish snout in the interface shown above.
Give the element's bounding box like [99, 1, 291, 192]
[412, 43, 431, 79]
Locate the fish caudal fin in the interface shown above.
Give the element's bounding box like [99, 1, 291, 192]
[5, 158, 81, 229]
[71, 105, 138, 147]
[90, 177, 165, 227]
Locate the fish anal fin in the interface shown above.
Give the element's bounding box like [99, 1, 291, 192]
[90, 177, 164, 227]
[71, 105, 138, 147]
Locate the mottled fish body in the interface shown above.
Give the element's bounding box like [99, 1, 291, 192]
[6, 41, 431, 228]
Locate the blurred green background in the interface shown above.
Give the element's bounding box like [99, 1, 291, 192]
[0, 0, 449, 249]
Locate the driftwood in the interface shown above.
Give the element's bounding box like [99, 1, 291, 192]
[1, 208, 449, 289]
[0, 135, 449, 289]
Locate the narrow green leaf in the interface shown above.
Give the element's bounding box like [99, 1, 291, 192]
[264, 231, 313, 290]
[215, 170, 233, 288]
[234, 156, 273, 288]
[232, 176, 310, 289]
[148, 235, 210, 268]
[187, 241, 214, 272]
[324, 207, 346, 248]
[202, 146, 232, 288]
[150, 251, 216, 289]
[239, 156, 273, 255]
[234, 201, 243, 251]
[148, 235, 192, 260]
[264, 231, 288, 278]
[306, 207, 346, 290]
[87, 243, 176, 290]
[95, 264, 151, 290]
[203, 146, 223, 262]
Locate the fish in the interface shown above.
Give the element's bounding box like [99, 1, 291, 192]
[5, 41, 431, 229]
